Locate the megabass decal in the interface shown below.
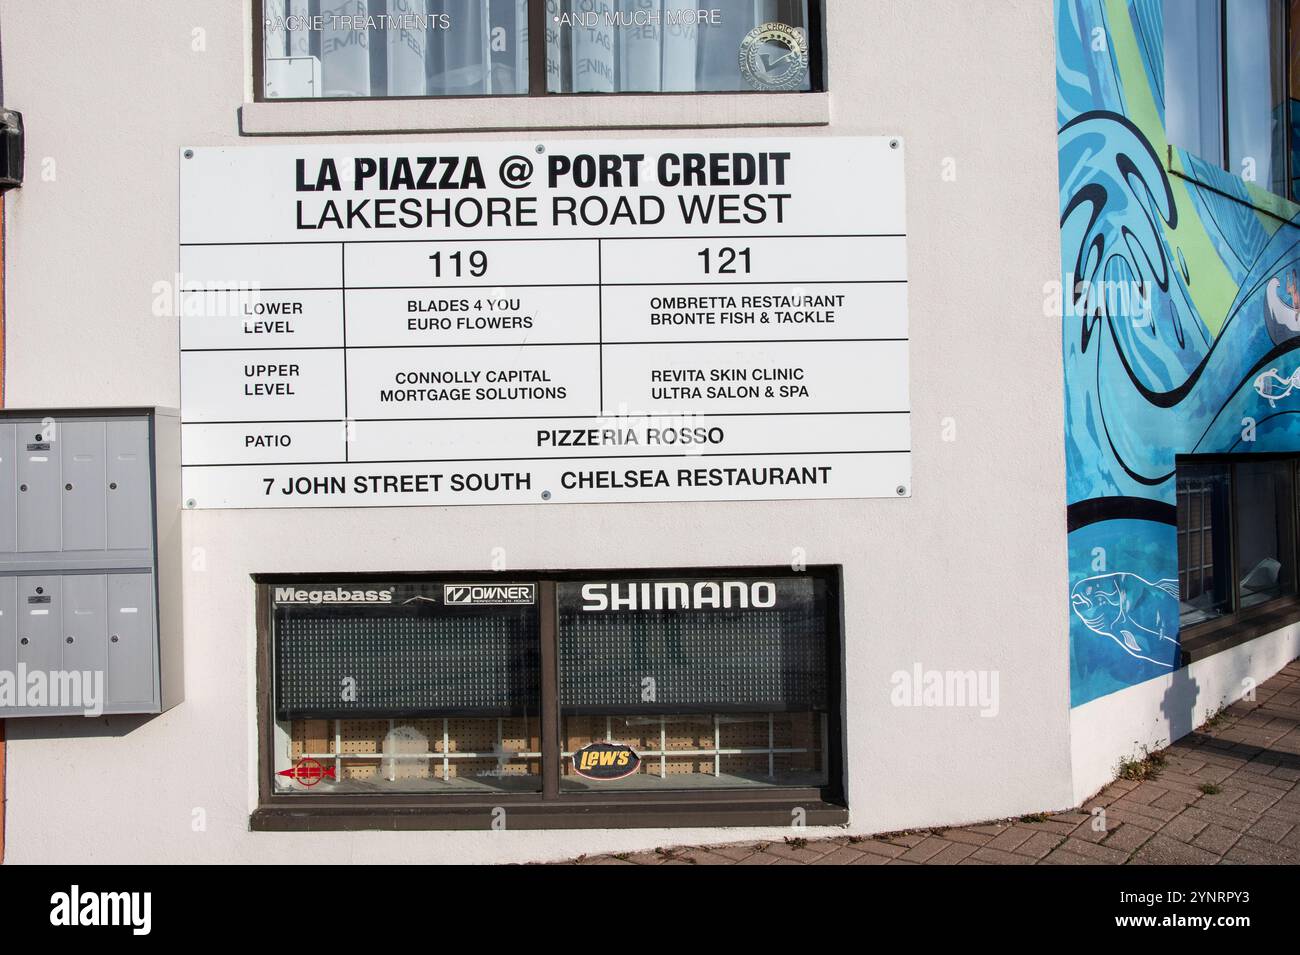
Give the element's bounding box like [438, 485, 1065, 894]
[442, 583, 536, 605]
[580, 580, 777, 611]
[273, 587, 394, 605]
[571, 741, 641, 781]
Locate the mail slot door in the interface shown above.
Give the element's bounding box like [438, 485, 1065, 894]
[60, 420, 107, 553]
[16, 575, 61, 674]
[106, 419, 152, 552]
[0, 423, 17, 554]
[16, 425, 60, 553]
[62, 573, 108, 677]
[106, 572, 156, 707]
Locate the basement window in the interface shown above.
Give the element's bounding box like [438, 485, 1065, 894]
[257, 569, 845, 829]
[271, 584, 541, 793]
[1176, 456, 1299, 637]
[556, 577, 829, 790]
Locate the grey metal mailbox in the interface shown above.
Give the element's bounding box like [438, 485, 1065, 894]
[0, 408, 182, 717]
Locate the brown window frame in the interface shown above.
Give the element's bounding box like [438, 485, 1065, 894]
[252, 565, 847, 832]
[252, 0, 828, 103]
[1177, 454, 1300, 663]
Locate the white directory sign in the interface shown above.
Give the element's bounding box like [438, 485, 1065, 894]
[178, 137, 910, 508]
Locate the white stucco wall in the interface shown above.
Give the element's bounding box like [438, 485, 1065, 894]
[1070, 623, 1300, 806]
[0, 0, 1072, 863]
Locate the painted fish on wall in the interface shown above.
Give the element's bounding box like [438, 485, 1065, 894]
[1070, 573, 1180, 668]
[1254, 366, 1300, 407]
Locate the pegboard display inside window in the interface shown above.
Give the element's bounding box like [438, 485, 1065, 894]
[273, 582, 540, 719]
[556, 577, 829, 713]
[277, 716, 542, 794]
[561, 711, 827, 791]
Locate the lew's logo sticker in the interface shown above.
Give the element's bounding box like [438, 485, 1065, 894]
[443, 583, 536, 606]
[571, 741, 641, 781]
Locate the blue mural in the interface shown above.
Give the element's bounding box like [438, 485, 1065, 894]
[1058, 0, 1300, 705]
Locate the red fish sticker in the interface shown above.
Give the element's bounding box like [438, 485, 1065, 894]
[571, 741, 641, 781]
[278, 758, 337, 787]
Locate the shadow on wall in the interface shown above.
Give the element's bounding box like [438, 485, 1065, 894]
[7, 714, 156, 741]
[1160, 664, 1201, 745]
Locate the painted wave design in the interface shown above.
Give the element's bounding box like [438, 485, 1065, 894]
[1056, 0, 1300, 704]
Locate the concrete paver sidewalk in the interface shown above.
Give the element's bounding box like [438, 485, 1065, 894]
[566, 660, 1300, 865]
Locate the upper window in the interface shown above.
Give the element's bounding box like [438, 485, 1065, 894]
[257, 1, 823, 100]
[261, 0, 531, 98]
[1176, 456, 1298, 631]
[1164, 0, 1293, 199]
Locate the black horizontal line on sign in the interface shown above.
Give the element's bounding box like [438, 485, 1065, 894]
[179, 338, 910, 352]
[554, 280, 906, 287]
[182, 450, 913, 468]
[182, 411, 912, 424]
[179, 280, 907, 291]
[178, 235, 909, 247]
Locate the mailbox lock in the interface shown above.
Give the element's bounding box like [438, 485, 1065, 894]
[109, 482, 118, 490]
[111, 634, 119, 643]
[65, 636, 73, 644]
[19, 637, 28, 646]
[19, 484, 26, 491]
[35, 587, 43, 594]
[64, 483, 73, 491]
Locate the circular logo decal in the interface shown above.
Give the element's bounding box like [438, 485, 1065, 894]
[277, 757, 337, 787]
[739, 22, 810, 92]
